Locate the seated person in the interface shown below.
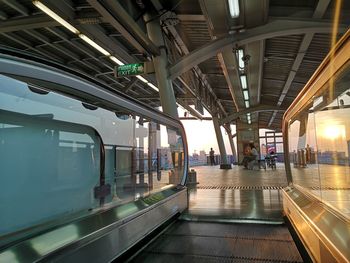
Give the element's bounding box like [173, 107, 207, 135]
[248, 145, 259, 170]
[242, 144, 258, 169]
[242, 145, 251, 168]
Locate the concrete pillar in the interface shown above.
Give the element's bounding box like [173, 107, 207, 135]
[144, 13, 178, 119]
[213, 116, 232, 169]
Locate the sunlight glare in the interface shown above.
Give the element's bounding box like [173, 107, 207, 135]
[323, 125, 345, 139]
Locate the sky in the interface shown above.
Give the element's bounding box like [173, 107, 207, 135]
[177, 107, 236, 155]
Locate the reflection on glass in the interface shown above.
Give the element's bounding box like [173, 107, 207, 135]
[0, 251, 19, 263]
[259, 129, 284, 163]
[288, 61, 350, 218]
[288, 105, 320, 193]
[0, 74, 186, 238]
[30, 225, 79, 255]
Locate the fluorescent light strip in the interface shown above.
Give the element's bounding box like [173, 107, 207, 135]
[245, 100, 250, 108]
[136, 75, 148, 83]
[110, 56, 124, 66]
[33, 1, 79, 34]
[147, 82, 159, 92]
[136, 76, 160, 93]
[33, 1, 160, 93]
[243, 90, 249, 100]
[228, 0, 240, 18]
[79, 34, 110, 56]
[238, 49, 244, 69]
[240, 75, 247, 89]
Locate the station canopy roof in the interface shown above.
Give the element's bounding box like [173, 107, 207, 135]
[0, 0, 349, 129]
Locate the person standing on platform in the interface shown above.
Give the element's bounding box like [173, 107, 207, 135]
[305, 144, 311, 164]
[209, 148, 215, 165]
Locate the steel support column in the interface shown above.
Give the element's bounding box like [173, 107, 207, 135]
[213, 116, 231, 169]
[144, 13, 178, 119]
[227, 131, 237, 164]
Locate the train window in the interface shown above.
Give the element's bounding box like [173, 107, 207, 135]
[0, 73, 186, 237]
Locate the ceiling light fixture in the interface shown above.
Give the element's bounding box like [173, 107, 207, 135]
[33, 0, 160, 93]
[79, 34, 111, 56]
[33, 1, 79, 34]
[245, 100, 250, 108]
[147, 82, 159, 92]
[243, 90, 249, 100]
[240, 75, 247, 89]
[136, 75, 148, 83]
[228, 0, 240, 18]
[237, 49, 245, 69]
[110, 56, 124, 66]
[247, 113, 251, 124]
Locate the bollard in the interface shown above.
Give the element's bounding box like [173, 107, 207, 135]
[187, 169, 198, 186]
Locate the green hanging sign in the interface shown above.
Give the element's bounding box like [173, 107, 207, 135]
[115, 62, 154, 77]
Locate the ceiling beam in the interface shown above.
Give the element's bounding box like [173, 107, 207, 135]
[165, 26, 224, 114]
[220, 104, 286, 125]
[3, 0, 29, 16]
[177, 14, 206, 21]
[0, 10, 8, 20]
[46, 27, 116, 71]
[1, 32, 65, 63]
[43, 27, 137, 93]
[42, 0, 138, 66]
[150, 0, 226, 117]
[180, 117, 212, 120]
[217, 50, 241, 110]
[168, 18, 347, 79]
[124, 78, 139, 93]
[267, 0, 332, 127]
[178, 100, 203, 120]
[138, 94, 192, 100]
[24, 29, 81, 60]
[0, 15, 58, 33]
[79, 24, 136, 65]
[87, 0, 160, 56]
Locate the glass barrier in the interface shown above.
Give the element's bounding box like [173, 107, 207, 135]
[0, 74, 185, 237]
[287, 61, 350, 218]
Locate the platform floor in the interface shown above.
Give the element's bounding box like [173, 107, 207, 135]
[192, 164, 288, 187]
[184, 164, 287, 222]
[292, 163, 350, 218]
[128, 165, 304, 263]
[187, 164, 350, 220]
